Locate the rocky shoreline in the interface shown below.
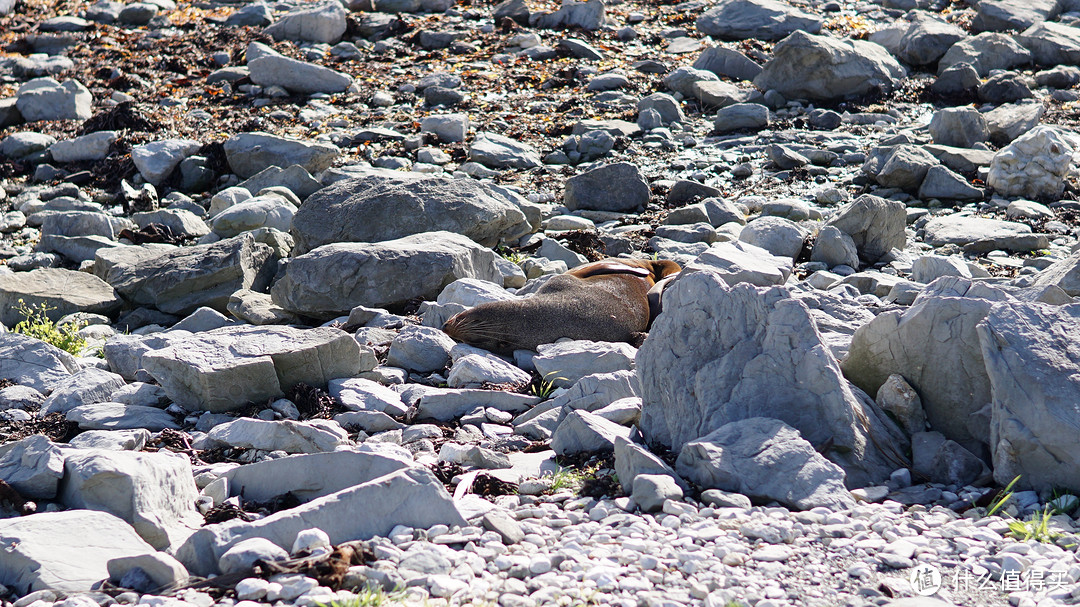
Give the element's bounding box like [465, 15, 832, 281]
[2, 0, 1080, 605]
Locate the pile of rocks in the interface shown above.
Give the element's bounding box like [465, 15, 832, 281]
[2, 0, 1080, 604]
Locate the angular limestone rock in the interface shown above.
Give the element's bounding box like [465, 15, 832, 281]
[271, 231, 500, 319]
[0, 268, 120, 327]
[220, 450, 413, 503]
[676, 417, 856, 510]
[0, 510, 155, 595]
[59, 449, 201, 550]
[291, 173, 531, 254]
[638, 271, 908, 488]
[141, 325, 363, 412]
[175, 467, 466, 576]
[206, 418, 350, 453]
[842, 286, 994, 454]
[105, 233, 276, 316]
[0, 332, 79, 393]
[978, 302, 1080, 491]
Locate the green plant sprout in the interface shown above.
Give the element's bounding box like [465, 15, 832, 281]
[11, 300, 88, 356]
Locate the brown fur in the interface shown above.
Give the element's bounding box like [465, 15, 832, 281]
[443, 259, 681, 354]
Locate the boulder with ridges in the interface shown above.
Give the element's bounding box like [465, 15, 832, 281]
[753, 31, 906, 101]
[638, 271, 908, 488]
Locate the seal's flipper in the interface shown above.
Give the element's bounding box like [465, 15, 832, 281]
[646, 273, 679, 328]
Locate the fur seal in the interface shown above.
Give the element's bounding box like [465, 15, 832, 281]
[442, 258, 681, 354]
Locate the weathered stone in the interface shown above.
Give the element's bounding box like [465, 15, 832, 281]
[272, 232, 500, 319]
[923, 215, 1031, 247]
[0, 268, 121, 327]
[40, 367, 126, 415]
[550, 409, 633, 455]
[753, 31, 906, 101]
[141, 325, 364, 412]
[60, 449, 201, 549]
[978, 302, 1080, 492]
[290, 173, 530, 254]
[842, 284, 994, 454]
[695, 0, 822, 41]
[987, 126, 1073, 200]
[175, 468, 466, 576]
[223, 131, 340, 179]
[0, 332, 79, 393]
[563, 162, 650, 212]
[221, 450, 412, 503]
[206, 418, 350, 453]
[106, 233, 276, 316]
[0, 435, 65, 499]
[677, 418, 856, 510]
[264, 2, 347, 44]
[639, 272, 908, 488]
[683, 240, 793, 286]
[0, 510, 155, 595]
[1033, 249, 1080, 296]
[939, 32, 1032, 76]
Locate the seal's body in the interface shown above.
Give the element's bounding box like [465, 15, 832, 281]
[442, 258, 680, 354]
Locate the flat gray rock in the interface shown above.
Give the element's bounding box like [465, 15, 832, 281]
[106, 233, 276, 316]
[175, 467, 466, 576]
[141, 325, 364, 412]
[468, 132, 542, 169]
[696, 0, 822, 41]
[693, 46, 762, 81]
[638, 272, 908, 488]
[223, 130, 340, 179]
[221, 450, 413, 503]
[290, 172, 531, 254]
[0, 510, 155, 595]
[938, 32, 1032, 76]
[248, 54, 352, 94]
[676, 417, 856, 510]
[1017, 21, 1080, 66]
[206, 418, 350, 453]
[973, 0, 1058, 32]
[922, 215, 1031, 247]
[271, 231, 500, 319]
[40, 367, 126, 415]
[0, 268, 121, 327]
[550, 409, 632, 455]
[66, 403, 180, 431]
[563, 162, 650, 212]
[15, 78, 92, 122]
[0, 332, 79, 393]
[1033, 249, 1080, 296]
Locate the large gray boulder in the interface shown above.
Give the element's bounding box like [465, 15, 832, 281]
[676, 418, 856, 510]
[0, 435, 65, 499]
[695, 0, 822, 41]
[205, 418, 350, 453]
[271, 231, 500, 319]
[175, 467, 466, 576]
[290, 173, 531, 254]
[0, 332, 79, 393]
[973, 0, 1058, 32]
[105, 233, 276, 316]
[221, 450, 413, 503]
[0, 511, 156, 595]
[870, 15, 966, 66]
[987, 125, 1073, 200]
[938, 32, 1032, 76]
[978, 302, 1080, 492]
[683, 241, 793, 286]
[824, 194, 906, 265]
[753, 31, 906, 101]
[922, 215, 1031, 247]
[638, 271, 909, 488]
[564, 162, 650, 212]
[1033, 249, 1080, 296]
[223, 131, 340, 179]
[0, 268, 121, 327]
[141, 325, 365, 412]
[842, 281, 997, 455]
[60, 449, 201, 550]
[1017, 21, 1080, 66]
[264, 2, 347, 44]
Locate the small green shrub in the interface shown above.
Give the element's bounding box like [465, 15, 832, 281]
[530, 371, 566, 399]
[11, 300, 88, 356]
